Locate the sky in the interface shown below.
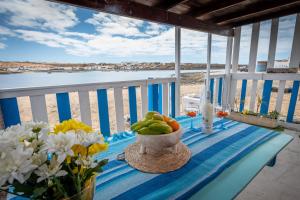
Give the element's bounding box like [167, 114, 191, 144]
[0, 0, 297, 64]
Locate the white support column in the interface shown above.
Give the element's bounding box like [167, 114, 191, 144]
[248, 22, 260, 72]
[267, 18, 279, 68]
[232, 27, 241, 72]
[275, 80, 286, 113]
[206, 33, 212, 97]
[214, 78, 219, 107]
[140, 84, 148, 118]
[230, 27, 241, 108]
[175, 27, 181, 116]
[249, 22, 260, 112]
[223, 36, 233, 108]
[289, 14, 300, 68]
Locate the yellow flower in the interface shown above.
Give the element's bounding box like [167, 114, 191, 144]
[72, 144, 87, 157]
[54, 119, 93, 134]
[88, 143, 108, 155]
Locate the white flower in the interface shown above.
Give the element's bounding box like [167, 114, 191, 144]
[76, 131, 104, 147]
[34, 157, 67, 183]
[0, 145, 37, 186]
[43, 132, 77, 163]
[75, 156, 97, 168]
[31, 152, 47, 166]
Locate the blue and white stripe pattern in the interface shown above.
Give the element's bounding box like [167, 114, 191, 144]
[94, 116, 279, 200]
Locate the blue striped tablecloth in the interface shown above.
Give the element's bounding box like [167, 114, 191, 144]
[93, 116, 280, 200]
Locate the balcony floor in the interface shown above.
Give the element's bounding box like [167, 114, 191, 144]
[236, 130, 300, 200]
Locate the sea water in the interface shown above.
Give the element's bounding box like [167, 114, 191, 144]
[0, 70, 219, 90]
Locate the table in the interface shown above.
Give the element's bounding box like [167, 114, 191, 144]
[93, 116, 293, 200]
[9, 116, 293, 200]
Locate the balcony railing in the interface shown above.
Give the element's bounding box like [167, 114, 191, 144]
[0, 77, 176, 136]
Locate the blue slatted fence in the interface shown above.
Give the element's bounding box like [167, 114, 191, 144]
[0, 97, 21, 128]
[128, 86, 138, 125]
[260, 80, 273, 114]
[287, 81, 299, 123]
[56, 93, 72, 122]
[97, 89, 110, 137]
[239, 80, 247, 112]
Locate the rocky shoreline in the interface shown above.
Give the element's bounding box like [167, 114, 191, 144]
[0, 61, 227, 74]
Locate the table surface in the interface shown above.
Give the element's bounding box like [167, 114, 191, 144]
[9, 116, 293, 200]
[93, 116, 293, 200]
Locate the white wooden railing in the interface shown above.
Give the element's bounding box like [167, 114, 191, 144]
[0, 77, 176, 136]
[229, 72, 300, 122]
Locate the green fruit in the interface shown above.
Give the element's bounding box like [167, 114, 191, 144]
[138, 127, 162, 135]
[145, 111, 159, 120]
[149, 123, 172, 134]
[143, 119, 166, 126]
[152, 114, 163, 121]
[131, 120, 146, 131]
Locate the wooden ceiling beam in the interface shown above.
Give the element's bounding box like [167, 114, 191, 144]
[213, 0, 299, 24]
[223, 4, 300, 27]
[49, 0, 234, 36]
[156, 0, 187, 10]
[189, 0, 248, 19]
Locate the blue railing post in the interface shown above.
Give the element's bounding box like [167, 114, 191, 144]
[128, 86, 138, 125]
[170, 82, 176, 118]
[97, 89, 110, 137]
[56, 93, 72, 122]
[158, 84, 163, 113]
[287, 81, 299, 123]
[148, 84, 159, 112]
[218, 78, 223, 106]
[210, 79, 214, 103]
[260, 80, 273, 114]
[239, 79, 247, 112]
[0, 97, 21, 128]
[148, 84, 153, 111]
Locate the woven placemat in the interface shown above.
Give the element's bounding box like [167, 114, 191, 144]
[125, 142, 191, 173]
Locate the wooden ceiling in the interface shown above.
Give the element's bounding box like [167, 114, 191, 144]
[50, 0, 300, 36]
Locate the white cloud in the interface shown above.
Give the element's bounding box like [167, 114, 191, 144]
[0, 26, 16, 37]
[0, 0, 78, 32]
[0, 0, 296, 63]
[0, 42, 6, 49]
[86, 12, 146, 37]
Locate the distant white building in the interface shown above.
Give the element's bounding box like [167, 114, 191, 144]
[274, 59, 289, 68]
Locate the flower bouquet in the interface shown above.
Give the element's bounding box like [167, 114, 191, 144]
[0, 119, 108, 200]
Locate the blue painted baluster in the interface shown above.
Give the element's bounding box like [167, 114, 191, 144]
[260, 80, 273, 114]
[210, 78, 214, 103]
[158, 84, 163, 113]
[152, 84, 159, 112]
[148, 84, 153, 111]
[0, 97, 21, 128]
[239, 79, 247, 112]
[170, 82, 176, 118]
[128, 86, 137, 125]
[218, 78, 223, 106]
[97, 89, 110, 137]
[56, 93, 71, 122]
[287, 81, 300, 123]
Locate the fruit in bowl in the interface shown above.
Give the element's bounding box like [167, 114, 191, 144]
[131, 112, 182, 154]
[216, 110, 229, 118]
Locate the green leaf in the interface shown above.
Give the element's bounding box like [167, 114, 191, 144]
[31, 187, 48, 199]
